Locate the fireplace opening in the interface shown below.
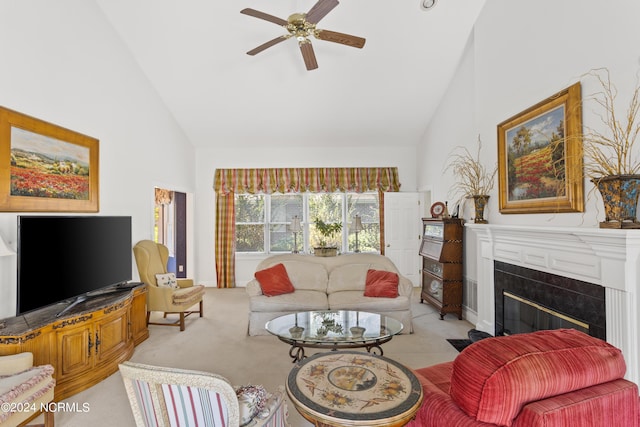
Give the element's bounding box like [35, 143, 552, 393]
[503, 291, 589, 336]
[494, 261, 605, 340]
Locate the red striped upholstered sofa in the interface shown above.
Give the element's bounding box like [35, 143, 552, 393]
[408, 329, 639, 427]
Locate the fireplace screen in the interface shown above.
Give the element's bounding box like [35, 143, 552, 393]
[503, 291, 589, 336]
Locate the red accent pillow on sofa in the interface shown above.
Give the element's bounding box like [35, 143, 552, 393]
[364, 269, 399, 298]
[254, 263, 295, 296]
[449, 329, 627, 426]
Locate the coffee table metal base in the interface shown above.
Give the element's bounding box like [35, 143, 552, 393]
[265, 311, 404, 363]
[282, 336, 392, 362]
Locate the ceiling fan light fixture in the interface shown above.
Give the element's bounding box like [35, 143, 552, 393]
[241, 0, 365, 70]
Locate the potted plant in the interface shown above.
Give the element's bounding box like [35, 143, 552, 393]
[445, 135, 497, 223]
[313, 218, 342, 257]
[581, 68, 640, 228]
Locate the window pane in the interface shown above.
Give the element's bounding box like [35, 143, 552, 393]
[270, 194, 303, 252]
[235, 194, 265, 252]
[347, 193, 380, 252]
[269, 224, 293, 252]
[309, 193, 343, 251]
[235, 194, 264, 222]
[236, 224, 264, 252]
[271, 194, 303, 223]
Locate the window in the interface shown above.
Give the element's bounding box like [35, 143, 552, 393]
[234, 192, 380, 254]
[235, 194, 265, 252]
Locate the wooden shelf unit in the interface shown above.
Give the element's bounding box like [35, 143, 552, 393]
[419, 218, 464, 320]
[0, 285, 148, 401]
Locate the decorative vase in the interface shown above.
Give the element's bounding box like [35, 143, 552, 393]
[593, 175, 640, 229]
[472, 195, 490, 224]
[289, 326, 304, 339]
[350, 326, 366, 338]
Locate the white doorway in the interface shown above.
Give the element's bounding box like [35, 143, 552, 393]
[383, 192, 423, 286]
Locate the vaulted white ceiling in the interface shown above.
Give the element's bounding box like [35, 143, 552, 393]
[96, 0, 484, 149]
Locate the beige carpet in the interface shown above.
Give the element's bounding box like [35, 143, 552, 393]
[48, 287, 473, 426]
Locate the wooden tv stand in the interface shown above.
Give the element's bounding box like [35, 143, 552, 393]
[0, 284, 148, 401]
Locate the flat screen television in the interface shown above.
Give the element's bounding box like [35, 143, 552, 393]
[17, 215, 133, 316]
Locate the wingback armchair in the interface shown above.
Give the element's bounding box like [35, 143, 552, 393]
[133, 240, 205, 331]
[119, 361, 289, 427]
[0, 352, 55, 427]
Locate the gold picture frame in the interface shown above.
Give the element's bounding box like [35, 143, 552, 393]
[0, 107, 99, 212]
[497, 82, 583, 214]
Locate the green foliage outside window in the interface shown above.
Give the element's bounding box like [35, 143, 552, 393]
[234, 192, 380, 253]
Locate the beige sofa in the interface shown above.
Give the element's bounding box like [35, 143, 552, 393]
[246, 253, 413, 336]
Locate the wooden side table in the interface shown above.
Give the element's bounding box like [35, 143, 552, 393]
[286, 351, 423, 427]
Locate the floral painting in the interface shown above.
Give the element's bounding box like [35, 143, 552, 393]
[0, 106, 99, 212]
[10, 127, 90, 200]
[504, 105, 566, 201]
[497, 83, 584, 214]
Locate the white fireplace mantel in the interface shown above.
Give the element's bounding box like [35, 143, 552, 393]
[467, 223, 640, 384]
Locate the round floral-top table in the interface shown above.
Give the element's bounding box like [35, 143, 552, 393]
[286, 351, 423, 427]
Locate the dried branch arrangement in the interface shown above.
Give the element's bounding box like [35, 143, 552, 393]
[582, 68, 640, 179]
[445, 135, 497, 198]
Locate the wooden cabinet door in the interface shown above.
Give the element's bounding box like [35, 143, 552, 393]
[94, 310, 130, 366]
[58, 325, 92, 378]
[130, 286, 149, 345]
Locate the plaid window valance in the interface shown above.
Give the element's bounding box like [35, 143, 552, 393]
[213, 167, 401, 195]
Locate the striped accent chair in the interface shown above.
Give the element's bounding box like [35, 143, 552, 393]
[408, 329, 640, 427]
[119, 362, 288, 427]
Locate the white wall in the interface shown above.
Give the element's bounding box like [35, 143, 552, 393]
[194, 146, 418, 286]
[0, 1, 195, 318]
[418, 0, 640, 285]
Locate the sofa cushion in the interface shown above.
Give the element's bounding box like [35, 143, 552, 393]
[512, 379, 640, 427]
[279, 261, 328, 292]
[450, 329, 627, 427]
[411, 362, 478, 427]
[254, 263, 295, 296]
[326, 263, 369, 294]
[364, 269, 399, 298]
[328, 291, 409, 312]
[172, 284, 205, 305]
[250, 290, 329, 312]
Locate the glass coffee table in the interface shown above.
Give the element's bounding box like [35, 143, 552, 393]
[265, 310, 403, 362]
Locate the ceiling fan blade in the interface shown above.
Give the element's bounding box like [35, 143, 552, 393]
[305, 0, 339, 24]
[315, 29, 366, 48]
[299, 42, 318, 70]
[240, 8, 288, 26]
[246, 36, 289, 56]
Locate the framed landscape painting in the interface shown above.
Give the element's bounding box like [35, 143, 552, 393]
[0, 107, 99, 212]
[497, 82, 584, 214]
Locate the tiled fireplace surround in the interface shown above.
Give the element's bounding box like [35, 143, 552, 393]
[467, 224, 640, 384]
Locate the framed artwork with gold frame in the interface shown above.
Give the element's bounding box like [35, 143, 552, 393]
[497, 82, 583, 214]
[0, 107, 99, 212]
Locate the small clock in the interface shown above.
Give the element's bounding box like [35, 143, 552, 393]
[430, 202, 445, 218]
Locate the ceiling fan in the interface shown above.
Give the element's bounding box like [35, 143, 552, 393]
[240, 0, 366, 71]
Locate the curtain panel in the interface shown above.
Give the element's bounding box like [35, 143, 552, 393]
[213, 167, 401, 288]
[213, 167, 401, 195]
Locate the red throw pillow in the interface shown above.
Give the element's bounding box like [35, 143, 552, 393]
[254, 263, 295, 297]
[364, 269, 399, 298]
